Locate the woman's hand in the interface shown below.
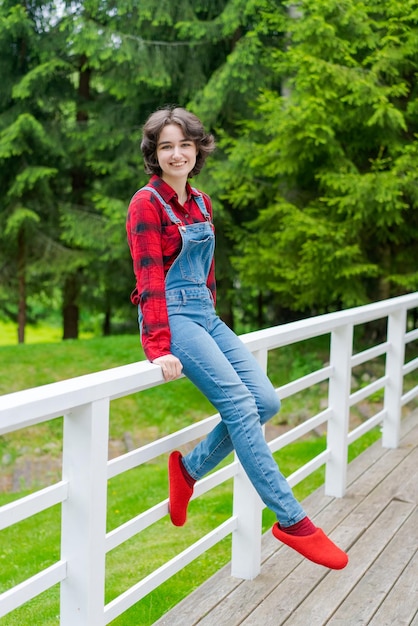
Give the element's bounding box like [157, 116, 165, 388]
[152, 354, 183, 381]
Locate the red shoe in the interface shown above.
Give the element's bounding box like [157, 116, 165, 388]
[272, 523, 348, 570]
[168, 451, 195, 526]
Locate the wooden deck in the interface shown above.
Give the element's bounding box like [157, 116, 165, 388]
[154, 410, 418, 626]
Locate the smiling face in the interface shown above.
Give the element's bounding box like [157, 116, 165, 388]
[156, 123, 197, 186]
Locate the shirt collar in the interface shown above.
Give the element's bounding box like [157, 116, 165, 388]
[150, 175, 195, 203]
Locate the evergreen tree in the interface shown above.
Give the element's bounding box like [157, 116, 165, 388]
[184, 0, 290, 328]
[53, 0, 236, 337]
[214, 0, 418, 319]
[0, 0, 69, 341]
[0, 0, 237, 339]
[3, 0, 416, 339]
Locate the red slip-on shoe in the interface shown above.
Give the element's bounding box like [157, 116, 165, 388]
[168, 451, 194, 527]
[272, 523, 348, 570]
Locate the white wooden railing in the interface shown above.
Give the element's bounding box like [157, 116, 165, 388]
[0, 293, 417, 624]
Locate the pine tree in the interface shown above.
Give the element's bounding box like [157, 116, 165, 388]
[52, 0, 236, 337]
[0, 0, 69, 342]
[212, 0, 418, 319]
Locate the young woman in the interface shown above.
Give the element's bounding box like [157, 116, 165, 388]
[126, 106, 348, 570]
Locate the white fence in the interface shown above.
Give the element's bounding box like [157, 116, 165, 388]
[0, 293, 417, 624]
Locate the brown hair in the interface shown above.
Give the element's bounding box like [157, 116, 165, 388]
[141, 107, 215, 177]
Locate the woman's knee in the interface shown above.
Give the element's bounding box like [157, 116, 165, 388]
[260, 392, 281, 425]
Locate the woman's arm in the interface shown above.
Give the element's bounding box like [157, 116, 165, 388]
[126, 191, 173, 361]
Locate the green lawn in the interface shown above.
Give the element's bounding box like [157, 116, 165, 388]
[0, 431, 380, 626]
[1, 321, 412, 625]
[0, 319, 94, 346]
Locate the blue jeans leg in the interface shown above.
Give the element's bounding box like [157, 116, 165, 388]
[170, 312, 306, 526]
[177, 317, 280, 477]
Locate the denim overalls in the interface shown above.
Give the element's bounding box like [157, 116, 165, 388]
[141, 186, 306, 526]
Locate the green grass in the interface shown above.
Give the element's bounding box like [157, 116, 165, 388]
[0, 431, 382, 626]
[0, 324, 415, 625]
[0, 319, 93, 346]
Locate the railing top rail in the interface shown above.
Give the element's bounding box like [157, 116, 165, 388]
[0, 361, 164, 433]
[1, 292, 417, 434]
[242, 292, 418, 352]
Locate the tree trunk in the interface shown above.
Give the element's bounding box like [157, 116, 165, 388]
[103, 308, 111, 336]
[62, 55, 91, 341]
[62, 274, 79, 339]
[215, 274, 235, 330]
[17, 230, 26, 344]
[257, 291, 263, 328]
[71, 55, 91, 197]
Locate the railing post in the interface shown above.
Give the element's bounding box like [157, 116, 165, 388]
[60, 399, 109, 625]
[383, 308, 407, 448]
[231, 349, 267, 579]
[325, 324, 353, 497]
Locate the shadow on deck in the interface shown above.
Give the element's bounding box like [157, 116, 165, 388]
[155, 411, 418, 626]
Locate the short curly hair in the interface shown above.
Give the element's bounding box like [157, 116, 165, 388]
[141, 106, 215, 178]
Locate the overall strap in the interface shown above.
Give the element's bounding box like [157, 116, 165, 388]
[191, 188, 211, 222]
[141, 186, 183, 226]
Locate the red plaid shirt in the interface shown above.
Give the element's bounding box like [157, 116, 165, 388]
[126, 175, 216, 361]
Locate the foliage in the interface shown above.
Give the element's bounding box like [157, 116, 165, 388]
[0, 0, 417, 338]
[0, 1, 73, 336]
[0, 0, 240, 337]
[213, 0, 418, 314]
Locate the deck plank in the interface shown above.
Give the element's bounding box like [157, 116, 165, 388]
[276, 500, 415, 626]
[153, 412, 418, 626]
[369, 547, 418, 626]
[328, 507, 418, 625]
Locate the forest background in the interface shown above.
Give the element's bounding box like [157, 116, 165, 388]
[1, 0, 418, 345]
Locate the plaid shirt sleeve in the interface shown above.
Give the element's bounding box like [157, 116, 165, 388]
[126, 181, 216, 362]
